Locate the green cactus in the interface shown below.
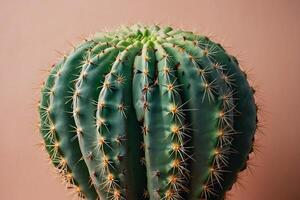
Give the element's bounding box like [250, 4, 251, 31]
[38, 24, 258, 200]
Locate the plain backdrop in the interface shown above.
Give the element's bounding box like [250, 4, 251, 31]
[0, 0, 299, 199]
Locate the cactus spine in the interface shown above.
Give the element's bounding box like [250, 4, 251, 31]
[39, 24, 258, 200]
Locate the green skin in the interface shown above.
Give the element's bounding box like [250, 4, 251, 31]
[39, 25, 257, 200]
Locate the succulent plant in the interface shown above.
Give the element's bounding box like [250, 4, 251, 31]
[38, 24, 258, 200]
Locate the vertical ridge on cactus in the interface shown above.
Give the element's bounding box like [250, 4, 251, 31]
[38, 24, 257, 200]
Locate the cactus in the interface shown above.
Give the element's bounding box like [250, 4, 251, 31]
[38, 24, 258, 200]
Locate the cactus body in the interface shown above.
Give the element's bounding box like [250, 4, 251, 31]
[39, 25, 257, 200]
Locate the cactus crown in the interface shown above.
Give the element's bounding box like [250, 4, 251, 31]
[39, 24, 257, 200]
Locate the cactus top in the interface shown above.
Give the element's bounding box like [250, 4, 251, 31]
[39, 24, 257, 200]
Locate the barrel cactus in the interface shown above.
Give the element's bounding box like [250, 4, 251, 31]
[38, 24, 258, 200]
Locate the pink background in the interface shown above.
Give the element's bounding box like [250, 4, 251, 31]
[1, 0, 299, 199]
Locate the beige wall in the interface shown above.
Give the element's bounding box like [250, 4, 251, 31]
[0, 0, 299, 199]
